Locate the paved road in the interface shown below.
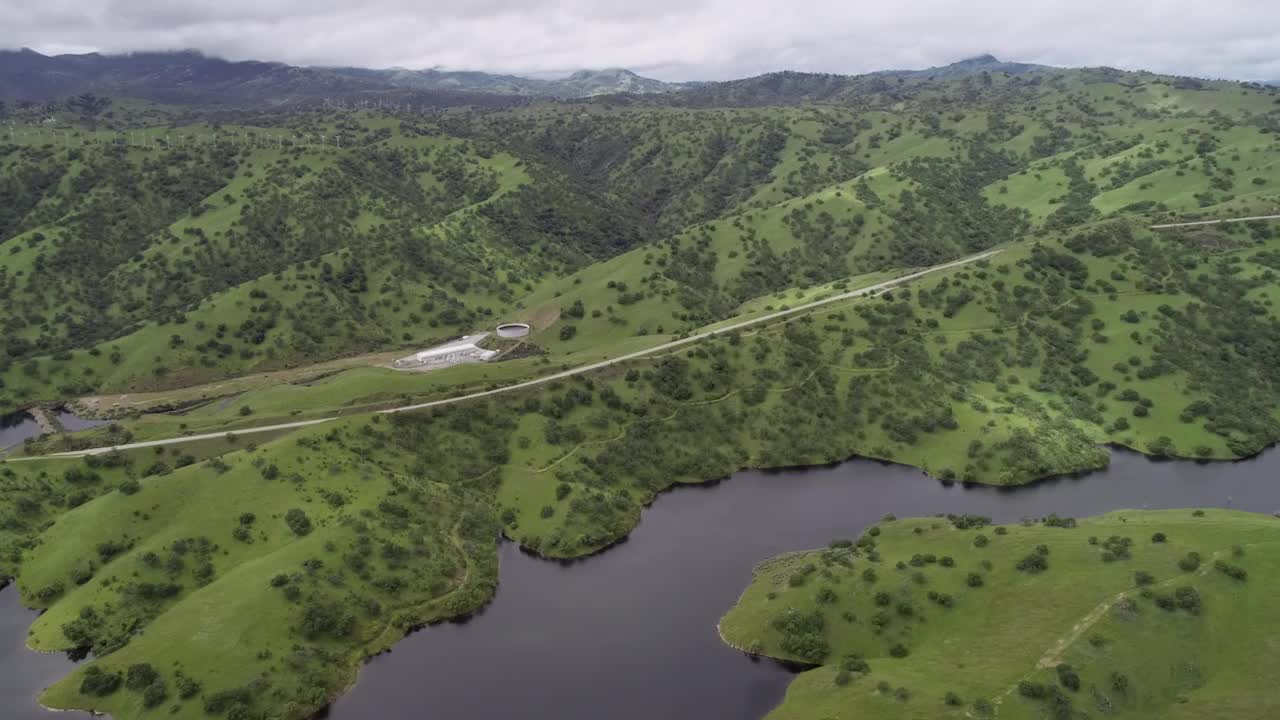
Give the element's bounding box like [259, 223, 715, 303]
[1150, 213, 1280, 229]
[383, 249, 1000, 415]
[18, 418, 337, 459]
[32, 249, 1000, 459]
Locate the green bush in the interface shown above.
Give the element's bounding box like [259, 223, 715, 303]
[1017, 680, 1049, 699]
[1056, 664, 1080, 692]
[1016, 552, 1049, 573]
[285, 508, 313, 536]
[143, 680, 168, 708]
[841, 655, 871, 673]
[175, 671, 201, 699]
[1214, 560, 1248, 581]
[80, 666, 122, 696]
[1175, 585, 1203, 613]
[1178, 551, 1202, 572]
[772, 608, 829, 663]
[125, 663, 159, 691]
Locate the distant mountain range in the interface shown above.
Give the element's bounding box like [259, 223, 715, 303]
[328, 65, 679, 97]
[876, 54, 1049, 78]
[0, 48, 681, 104]
[0, 49, 1194, 107]
[0, 48, 394, 105]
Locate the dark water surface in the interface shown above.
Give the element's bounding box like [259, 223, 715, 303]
[326, 448, 1280, 720]
[55, 410, 109, 433]
[0, 409, 108, 454]
[4, 448, 1279, 720]
[0, 411, 39, 450]
[1, 585, 89, 719]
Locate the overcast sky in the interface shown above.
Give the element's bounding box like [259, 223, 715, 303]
[2, 0, 1278, 81]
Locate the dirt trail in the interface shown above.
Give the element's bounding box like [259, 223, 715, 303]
[1036, 591, 1127, 668]
[1035, 546, 1239, 669]
[79, 350, 404, 417]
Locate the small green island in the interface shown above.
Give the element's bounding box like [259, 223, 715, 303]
[719, 509, 1279, 719]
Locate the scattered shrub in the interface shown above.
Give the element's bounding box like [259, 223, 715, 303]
[125, 663, 158, 691]
[1178, 551, 1202, 572]
[1175, 585, 1203, 613]
[285, 508, 313, 536]
[142, 680, 168, 708]
[1016, 552, 1049, 573]
[1214, 560, 1248, 581]
[1056, 664, 1080, 692]
[80, 666, 122, 696]
[772, 608, 829, 663]
[1018, 681, 1049, 699]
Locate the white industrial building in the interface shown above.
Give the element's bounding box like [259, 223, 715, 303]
[394, 334, 496, 370]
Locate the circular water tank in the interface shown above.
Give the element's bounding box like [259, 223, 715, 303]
[496, 322, 531, 339]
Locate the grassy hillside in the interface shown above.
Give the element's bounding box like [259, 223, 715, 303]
[719, 509, 1280, 719]
[4, 71, 1280, 416]
[2, 65, 1280, 720]
[6, 220, 1280, 717]
[36, 219, 1280, 478]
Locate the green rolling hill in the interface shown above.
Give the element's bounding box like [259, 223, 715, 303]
[2, 58, 1280, 720]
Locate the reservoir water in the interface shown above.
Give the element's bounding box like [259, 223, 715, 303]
[1, 584, 90, 719]
[4, 447, 1279, 720]
[0, 410, 107, 455]
[0, 411, 40, 452]
[326, 448, 1280, 720]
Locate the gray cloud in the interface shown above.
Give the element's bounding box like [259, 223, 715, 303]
[1, 0, 1278, 81]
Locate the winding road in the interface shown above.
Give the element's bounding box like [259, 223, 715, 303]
[1150, 213, 1280, 229]
[29, 249, 1000, 459]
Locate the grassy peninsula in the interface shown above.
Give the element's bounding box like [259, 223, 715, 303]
[720, 509, 1280, 719]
